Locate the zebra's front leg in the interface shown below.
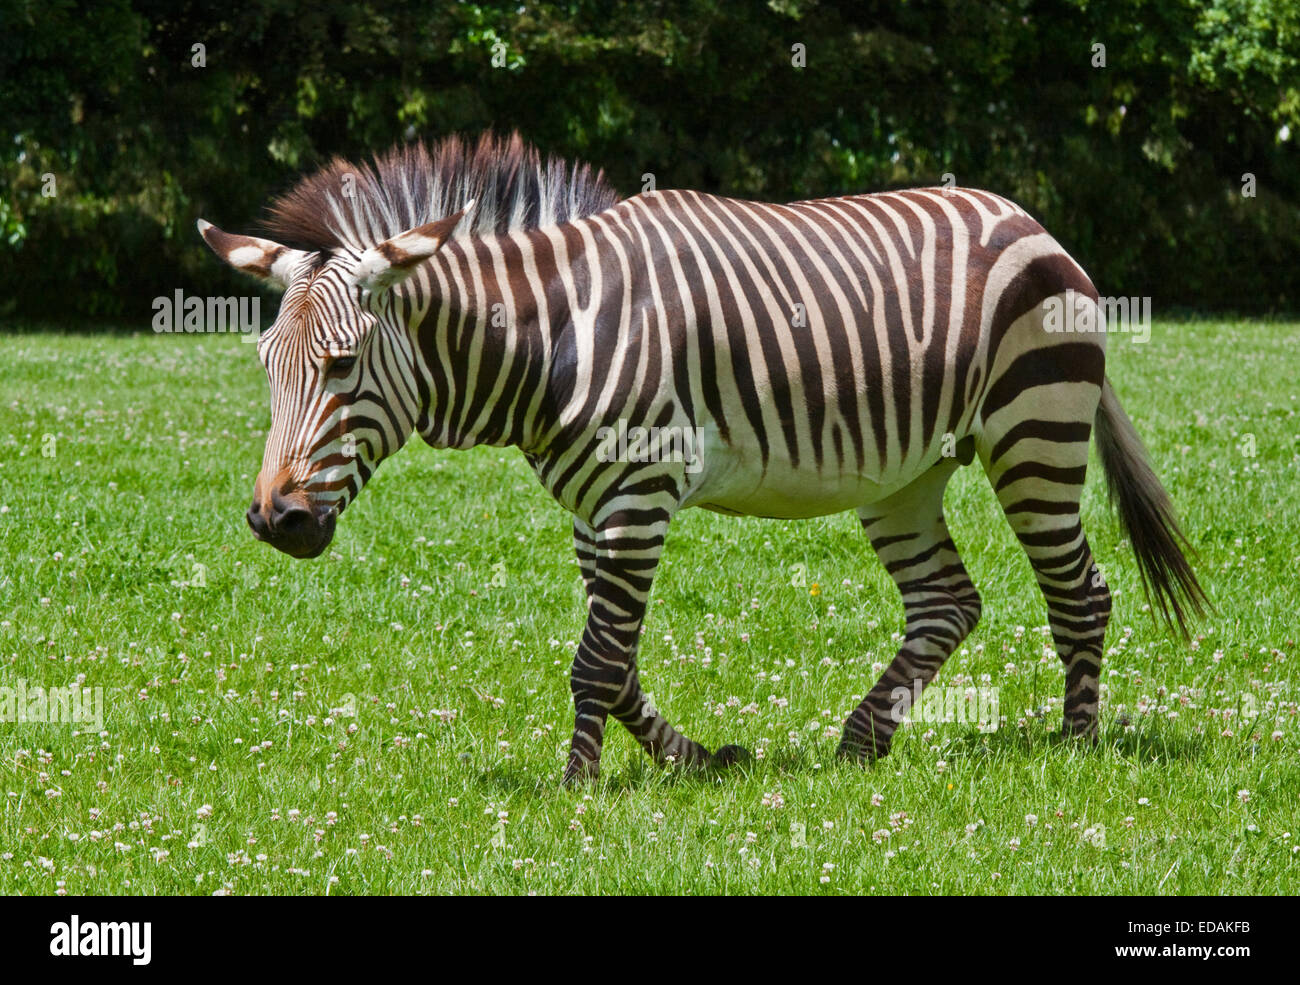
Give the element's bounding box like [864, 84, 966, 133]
[562, 510, 744, 785]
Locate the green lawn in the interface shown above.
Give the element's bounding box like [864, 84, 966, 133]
[1, 321, 1297, 895]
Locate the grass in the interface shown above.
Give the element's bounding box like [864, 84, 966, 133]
[0, 320, 1297, 895]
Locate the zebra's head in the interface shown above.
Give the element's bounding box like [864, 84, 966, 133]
[197, 206, 471, 558]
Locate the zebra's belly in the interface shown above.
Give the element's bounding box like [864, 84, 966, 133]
[680, 451, 914, 519]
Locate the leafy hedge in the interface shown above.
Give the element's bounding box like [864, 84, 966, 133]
[2, 0, 1298, 321]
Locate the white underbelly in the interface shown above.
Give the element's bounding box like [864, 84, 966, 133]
[678, 430, 909, 518]
[689, 480, 889, 518]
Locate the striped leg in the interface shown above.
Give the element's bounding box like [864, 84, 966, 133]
[1022, 525, 1112, 738]
[563, 510, 742, 784]
[572, 517, 598, 602]
[980, 409, 1112, 739]
[989, 475, 1112, 738]
[839, 458, 982, 762]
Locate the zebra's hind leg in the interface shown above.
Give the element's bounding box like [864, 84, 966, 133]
[976, 358, 1112, 739]
[838, 458, 982, 763]
[980, 436, 1112, 741]
[562, 511, 745, 786]
[572, 517, 598, 602]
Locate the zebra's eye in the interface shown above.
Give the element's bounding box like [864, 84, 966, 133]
[327, 355, 357, 375]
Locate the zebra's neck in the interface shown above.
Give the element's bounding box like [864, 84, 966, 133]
[400, 227, 573, 453]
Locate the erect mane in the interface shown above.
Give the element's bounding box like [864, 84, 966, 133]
[262, 131, 622, 253]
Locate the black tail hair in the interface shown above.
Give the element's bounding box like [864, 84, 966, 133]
[1093, 378, 1209, 637]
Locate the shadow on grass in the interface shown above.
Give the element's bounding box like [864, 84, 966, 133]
[469, 748, 766, 796]
[913, 718, 1213, 765]
[464, 716, 1220, 796]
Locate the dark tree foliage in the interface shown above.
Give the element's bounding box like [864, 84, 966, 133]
[1, 0, 1297, 320]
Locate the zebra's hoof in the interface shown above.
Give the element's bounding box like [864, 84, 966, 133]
[1059, 723, 1099, 745]
[835, 737, 889, 764]
[560, 757, 600, 787]
[708, 744, 750, 768]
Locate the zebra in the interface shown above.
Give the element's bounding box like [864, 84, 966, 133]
[198, 132, 1206, 784]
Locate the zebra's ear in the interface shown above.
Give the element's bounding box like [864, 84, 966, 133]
[196, 219, 308, 291]
[352, 200, 476, 293]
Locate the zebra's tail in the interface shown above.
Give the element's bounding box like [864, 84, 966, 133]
[1093, 377, 1208, 638]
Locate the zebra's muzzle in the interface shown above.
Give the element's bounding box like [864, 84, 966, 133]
[247, 489, 337, 559]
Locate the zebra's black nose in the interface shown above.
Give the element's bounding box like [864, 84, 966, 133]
[247, 486, 336, 558]
[272, 502, 314, 537]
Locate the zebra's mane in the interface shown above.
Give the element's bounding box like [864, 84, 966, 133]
[262, 132, 621, 254]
